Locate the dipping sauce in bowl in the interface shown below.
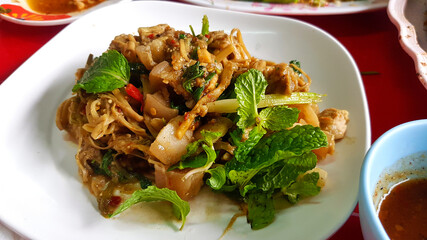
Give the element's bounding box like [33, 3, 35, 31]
[26, 0, 105, 14]
[359, 120, 427, 240]
[378, 178, 427, 240]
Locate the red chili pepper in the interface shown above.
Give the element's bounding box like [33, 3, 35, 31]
[148, 33, 154, 39]
[205, 34, 210, 38]
[170, 39, 176, 45]
[184, 112, 189, 121]
[125, 83, 143, 102]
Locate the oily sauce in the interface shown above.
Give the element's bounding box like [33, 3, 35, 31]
[26, 0, 104, 15]
[378, 178, 427, 240]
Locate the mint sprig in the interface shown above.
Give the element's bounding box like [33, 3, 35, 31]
[110, 186, 190, 230]
[72, 50, 130, 93]
[235, 69, 268, 129]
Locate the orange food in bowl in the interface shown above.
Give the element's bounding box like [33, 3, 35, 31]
[378, 178, 427, 240]
[26, 0, 104, 14]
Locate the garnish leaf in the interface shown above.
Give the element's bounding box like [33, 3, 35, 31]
[72, 50, 130, 93]
[226, 125, 327, 190]
[282, 172, 320, 204]
[252, 151, 318, 192]
[206, 166, 227, 190]
[258, 106, 300, 131]
[246, 192, 275, 230]
[169, 152, 209, 171]
[169, 130, 221, 171]
[235, 69, 268, 129]
[230, 126, 266, 162]
[110, 186, 190, 230]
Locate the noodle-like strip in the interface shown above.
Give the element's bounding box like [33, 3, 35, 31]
[179, 39, 190, 62]
[215, 45, 234, 63]
[176, 61, 235, 139]
[111, 89, 144, 122]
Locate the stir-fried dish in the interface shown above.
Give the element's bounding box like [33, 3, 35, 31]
[56, 16, 349, 230]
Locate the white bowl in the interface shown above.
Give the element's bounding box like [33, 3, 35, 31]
[359, 119, 427, 240]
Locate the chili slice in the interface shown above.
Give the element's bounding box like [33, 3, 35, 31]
[125, 83, 143, 102]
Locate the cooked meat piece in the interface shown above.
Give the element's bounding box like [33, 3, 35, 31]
[318, 108, 349, 140]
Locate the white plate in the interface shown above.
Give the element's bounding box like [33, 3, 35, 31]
[0, 1, 370, 239]
[0, 0, 130, 26]
[181, 0, 388, 15]
[388, 0, 427, 89]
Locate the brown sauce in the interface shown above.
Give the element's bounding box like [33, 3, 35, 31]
[378, 178, 427, 240]
[26, 0, 105, 15]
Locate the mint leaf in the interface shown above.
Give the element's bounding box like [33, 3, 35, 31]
[110, 186, 190, 230]
[258, 106, 300, 131]
[227, 125, 327, 172]
[225, 125, 327, 190]
[169, 130, 221, 171]
[72, 50, 130, 93]
[230, 126, 266, 162]
[282, 172, 320, 204]
[246, 192, 275, 230]
[252, 151, 317, 192]
[168, 151, 210, 171]
[182, 130, 221, 159]
[235, 69, 268, 129]
[206, 166, 226, 190]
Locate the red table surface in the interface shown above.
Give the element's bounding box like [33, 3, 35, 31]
[1, 5, 426, 240]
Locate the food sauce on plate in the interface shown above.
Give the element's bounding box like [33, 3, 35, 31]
[378, 178, 427, 240]
[26, 0, 105, 14]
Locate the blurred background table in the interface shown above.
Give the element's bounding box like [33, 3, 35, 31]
[0, 4, 426, 240]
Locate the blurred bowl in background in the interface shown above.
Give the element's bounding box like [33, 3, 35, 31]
[388, 0, 427, 89]
[359, 119, 427, 240]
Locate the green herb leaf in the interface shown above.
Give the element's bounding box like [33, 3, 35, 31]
[230, 126, 266, 162]
[282, 172, 320, 204]
[289, 59, 301, 75]
[193, 87, 204, 101]
[206, 166, 227, 190]
[246, 192, 275, 230]
[258, 106, 300, 131]
[129, 62, 148, 75]
[169, 150, 210, 171]
[101, 149, 114, 177]
[169, 130, 221, 171]
[226, 125, 327, 190]
[110, 186, 190, 230]
[137, 175, 152, 189]
[183, 61, 205, 93]
[72, 50, 130, 93]
[235, 69, 268, 129]
[252, 151, 317, 192]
